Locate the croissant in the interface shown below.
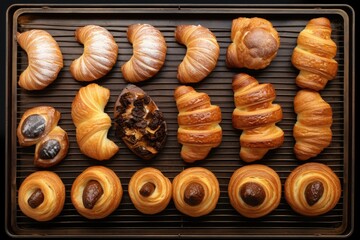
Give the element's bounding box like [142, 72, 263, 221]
[226, 17, 280, 70]
[172, 167, 220, 217]
[18, 171, 65, 221]
[70, 25, 118, 81]
[228, 164, 281, 218]
[16, 30, 63, 90]
[293, 90, 332, 160]
[121, 24, 167, 83]
[175, 25, 220, 83]
[291, 17, 338, 91]
[174, 86, 222, 162]
[128, 167, 172, 214]
[285, 162, 341, 216]
[71, 166, 123, 219]
[71, 83, 119, 160]
[232, 73, 284, 162]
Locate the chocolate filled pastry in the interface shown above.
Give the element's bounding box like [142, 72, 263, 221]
[18, 171, 65, 221]
[226, 17, 280, 70]
[114, 84, 167, 160]
[128, 167, 172, 214]
[71, 166, 123, 219]
[172, 167, 220, 217]
[228, 164, 281, 218]
[285, 162, 341, 216]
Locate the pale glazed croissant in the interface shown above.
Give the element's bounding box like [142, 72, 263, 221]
[71, 83, 119, 160]
[18, 171, 65, 221]
[128, 167, 172, 214]
[291, 17, 338, 91]
[285, 162, 341, 216]
[228, 164, 281, 218]
[70, 25, 118, 81]
[293, 90, 332, 160]
[121, 24, 167, 83]
[71, 166, 123, 219]
[172, 167, 220, 217]
[175, 25, 220, 83]
[232, 73, 284, 162]
[226, 17, 280, 70]
[174, 86, 222, 163]
[16, 30, 63, 90]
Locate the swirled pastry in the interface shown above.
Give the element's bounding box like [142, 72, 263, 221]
[121, 24, 167, 82]
[71, 166, 123, 219]
[228, 164, 281, 218]
[18, 171, 65, 221]
[172, 167, 220, 217]
[16, 30, 63, 90]
[284, 162, 341, 216]
[70, 25, 118, 81]
[128, 167, 172, 214]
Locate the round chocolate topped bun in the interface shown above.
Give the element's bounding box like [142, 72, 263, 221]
[114, 84, 167, 160]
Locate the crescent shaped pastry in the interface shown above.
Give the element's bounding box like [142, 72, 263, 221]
[70, 25, 118, 81]
[284, 162, 341, 217]
[228, 164, 281, 218]
[18, 171, 65, 221]
[71, 166, 123, 219]
[16, 30, 63, 90]
[172, 167, 220, 217]
[128, 167, 172, 214]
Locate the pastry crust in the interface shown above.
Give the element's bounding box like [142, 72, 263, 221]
[18, 171, 65, 221]
[128, 167, 172, 214]
[228, 164, 281, 218]
[71, 166, 123, 219]
[172, 167, 220, 217]
[284, 162, 341, 216]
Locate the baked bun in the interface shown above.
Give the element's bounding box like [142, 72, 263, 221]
[18, 171, 65, 221]
[71, 166, 123, 219]
[285, 162, 341, 216]
[228, 164, 281, 218]
[128, 167, 172, 214]
[172, 167, 220, 217]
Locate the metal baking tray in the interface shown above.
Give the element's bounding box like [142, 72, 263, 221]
[5, 4, 355, 238]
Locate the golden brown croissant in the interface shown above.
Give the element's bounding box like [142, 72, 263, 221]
[128, 167, 172, 214]
[121, 24, 167, 83]
[18, 171, 65, 221]
[285, 162, 341, 216]
[172, 167, 220, 217]
[16, 30, 63, 90]
[71, 83, 119, 160]
[228, 164, 281, 218]
[70, 25, 118, 81]
[175, 25, 220, 83]
[291, 17, 338, 91]
[293, 90, 332, 160]
[174, 86, 222, 162]
[226, 17, 280, 70]
[71, 166, 123, 219]
[232, 73, 284, 162]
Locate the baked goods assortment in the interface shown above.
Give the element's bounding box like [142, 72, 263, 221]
[70, 25, 118, 81]
[128, 167, 172, 214]
[71, 166, 123, 219]
[121, 24, 167, 82]
[18, 171, 65, 221]
[174, 85, 222, 163]
[228, 164, 281, 218]
[114, 84, 167, 160]
[291, 17, 338, 91]
[172, 167, 220, 217]
[232, 73, 284, 162]
[284, 162, 341, 216]
[16, 29, 63, 90]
